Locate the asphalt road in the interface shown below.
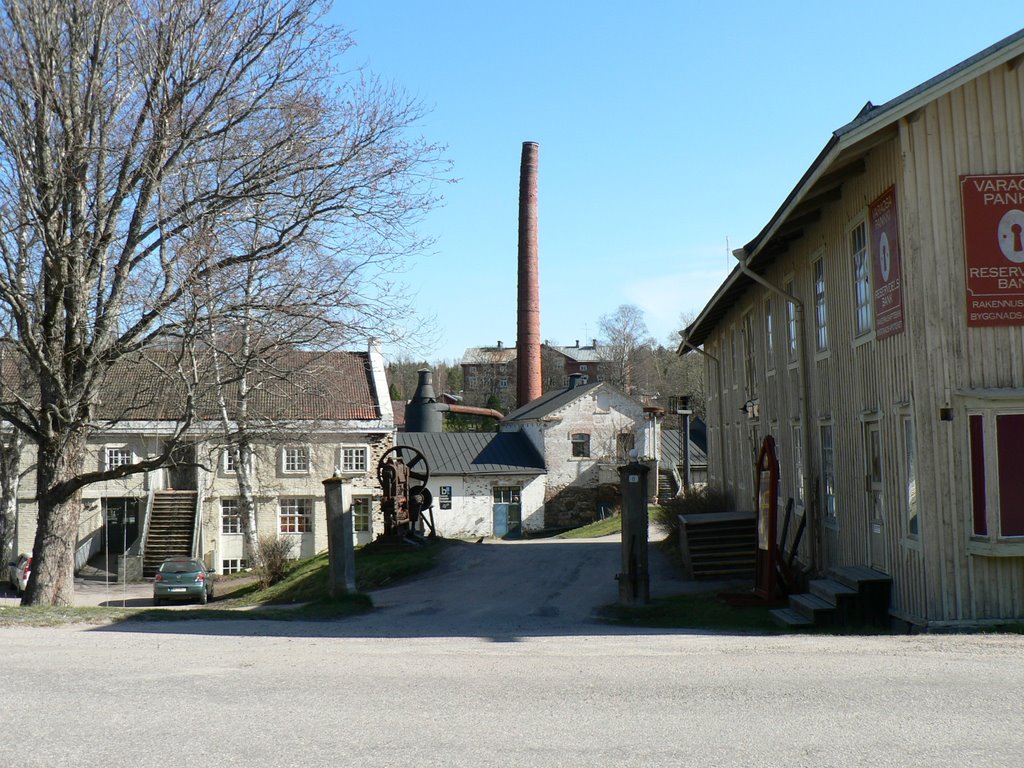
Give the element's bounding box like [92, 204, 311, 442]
[2, 536, 1024, 767]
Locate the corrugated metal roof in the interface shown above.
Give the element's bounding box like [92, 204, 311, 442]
[548, 344, 612, 363]
[502, 380, 603, 422]
[460, 346, 517, 365]
[396, 431, 545, 475]
[661, 423, 709, 468]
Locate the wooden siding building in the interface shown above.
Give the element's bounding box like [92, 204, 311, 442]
[681, 30, 1024, 628]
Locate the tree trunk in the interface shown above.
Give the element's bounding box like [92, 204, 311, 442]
[235, 442, 260, 565]
[23, 430, 88, 606]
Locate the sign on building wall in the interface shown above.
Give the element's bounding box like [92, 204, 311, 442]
[439, 485, 452, 510]
[869, 186, 905, 339]
[961, 173, 1024, 326]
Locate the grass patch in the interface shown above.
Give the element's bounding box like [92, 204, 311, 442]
[556, 515, 622, 539]
[600, 590, 784, 634]
[0, 538, 452, 627]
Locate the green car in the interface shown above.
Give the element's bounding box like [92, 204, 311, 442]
[153, 557, 215, 606]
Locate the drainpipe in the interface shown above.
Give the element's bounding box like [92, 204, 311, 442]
[675, 336, 725, 494]
[731, 249, 820, 573]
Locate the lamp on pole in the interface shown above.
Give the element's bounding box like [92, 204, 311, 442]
[670, 395, 693, 490]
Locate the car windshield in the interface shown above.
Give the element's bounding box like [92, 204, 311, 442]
[160, 560, 202, 574]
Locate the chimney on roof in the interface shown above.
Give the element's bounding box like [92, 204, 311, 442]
[516, 141, 542, 408]
[497, 340, 503, 350]
[405, 369, 443, 433]
[575, 339, 579, 348]
[568, 373, 584, 389]
[592, 338, 598, 348]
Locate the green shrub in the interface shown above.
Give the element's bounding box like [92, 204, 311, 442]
[654, 486, 733, 545]
[254, 534, 296, 588]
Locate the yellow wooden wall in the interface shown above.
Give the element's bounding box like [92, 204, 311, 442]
[700, 58, 1024, 625]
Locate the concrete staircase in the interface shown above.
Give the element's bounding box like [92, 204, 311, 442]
[678, 511, 757, 580]
[142, 490, 198, 577]
[770, 565, 892, 629]
[657, 471, 678, 504]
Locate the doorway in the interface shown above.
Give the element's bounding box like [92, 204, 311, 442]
[104, 497, 140, 555]
[492, 486, 522, 539]
[864, 422, 887, 572]
[165, 442, 197, 490]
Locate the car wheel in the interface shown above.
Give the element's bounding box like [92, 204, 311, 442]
[199, 586, 208, 605]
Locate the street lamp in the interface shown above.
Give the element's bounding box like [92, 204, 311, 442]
[673, 395, 693, 490]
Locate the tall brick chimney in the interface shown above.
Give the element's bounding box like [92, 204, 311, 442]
[517, 141, 542, 406]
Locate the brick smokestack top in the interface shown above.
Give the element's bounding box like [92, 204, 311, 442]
[517, 141, 542, 407]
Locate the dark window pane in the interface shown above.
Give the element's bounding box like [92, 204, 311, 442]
[969, 414, 987, 536]
[996, 414, 1024, 536]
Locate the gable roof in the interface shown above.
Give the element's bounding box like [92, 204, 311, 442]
[502, 380, 604, 422]
[395, 431, 545, 476]
[683, 28, 1024, 349]
[547, 343, 612, 364]
[460, 345, 517, 365]
[661, 423, 709, 468]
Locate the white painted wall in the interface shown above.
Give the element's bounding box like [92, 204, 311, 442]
[424, 473, 545, 538]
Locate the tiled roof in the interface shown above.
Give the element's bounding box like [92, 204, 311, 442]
[396, 431, 545, 475]
[1, 346, 381, 423]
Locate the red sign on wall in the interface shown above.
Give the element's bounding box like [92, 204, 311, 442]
[869, 186, 904, 339]
[961, 173, 1024, 326]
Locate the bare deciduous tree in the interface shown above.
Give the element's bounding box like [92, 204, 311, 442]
[0, 0, 445, 605]
[598, 304, 655, 394]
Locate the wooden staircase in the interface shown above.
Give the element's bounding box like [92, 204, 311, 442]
[770, 565, 892, 629]
[678, 511, 757, 580]
[142, 490, 199, 577]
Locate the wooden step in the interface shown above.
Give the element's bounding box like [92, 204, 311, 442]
[769, 607, 813, 628]
[789, 592, 836, 625]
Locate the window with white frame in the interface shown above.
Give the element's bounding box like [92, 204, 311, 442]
[730, 328, 739, 385]
[851, 220, 873, 337]
[820, 424, 836, 521]
[279, 498, 313, 533]
[222, 448, 238, 474]
[742, 312, 756, 398]
[902, 415, 919, 538]
[340, 446, 368, 473]
[222, 558, 248, 574]
[764, 298, 775, 372]
[498, 377, 509, 389]
[106, 446, 132, 470]
[352, 496, 371, 533]
[580, 364, 588, 372]
[792, 424, 804, 510]
[571, 433, 591, 458]
[967, 410, 1024, 539]
[813, 257, 828, 352]
[282, 446, 309, 473]
[221, 498, 241, 535]
[784, 280, 798, 364]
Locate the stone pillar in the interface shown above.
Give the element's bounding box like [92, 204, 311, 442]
[323, 475, 356, 595]
[617, 460, 650, 605]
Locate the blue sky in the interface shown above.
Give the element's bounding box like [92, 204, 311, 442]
[329, 2, 1023, 362]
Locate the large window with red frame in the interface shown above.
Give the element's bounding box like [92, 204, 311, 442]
[969, 412, 1024, 538]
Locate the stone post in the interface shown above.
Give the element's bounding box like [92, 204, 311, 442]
[617, 459, 650, 605]
[323, 475, 356, 595]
